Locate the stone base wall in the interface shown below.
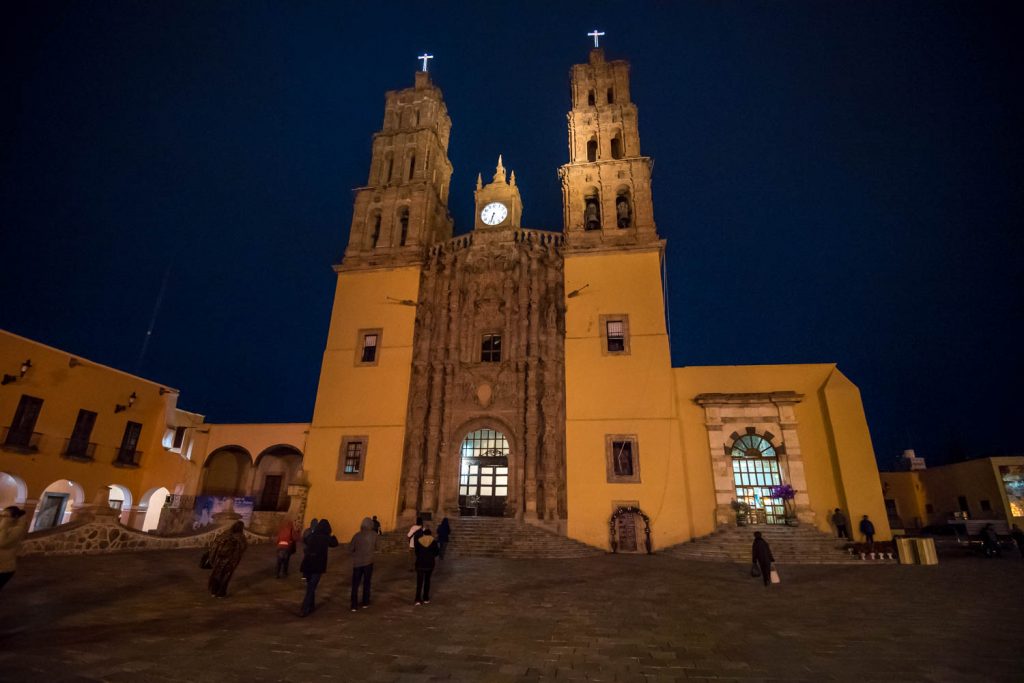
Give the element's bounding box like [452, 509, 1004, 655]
[249, 510, 287, 536]
[19, 514, 270, 557]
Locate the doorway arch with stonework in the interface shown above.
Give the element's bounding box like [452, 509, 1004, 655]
[456, 427, 511, 516]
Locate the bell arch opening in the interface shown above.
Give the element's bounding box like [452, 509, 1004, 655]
[457, 427, 510, 517]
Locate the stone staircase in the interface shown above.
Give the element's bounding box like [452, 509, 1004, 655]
[379, 517, 603, 559]
[663, 524, 867, 564]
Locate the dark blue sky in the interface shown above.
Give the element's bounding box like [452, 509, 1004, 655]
[2, 2, 1021, 468]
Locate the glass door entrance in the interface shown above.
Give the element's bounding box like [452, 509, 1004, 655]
[458, 428, 510, 516]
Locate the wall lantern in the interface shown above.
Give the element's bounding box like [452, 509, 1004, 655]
[115, 391, 137, 413]
[2, 359, 32, 385]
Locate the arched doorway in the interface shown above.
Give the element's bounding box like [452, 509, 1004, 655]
[0, 472, 27, 508]
[458, 428, 509, 516]
[201, 446, 252, 497]
[730, 430, 785, 524]
[31, 480, 85, 531]
[138, 486, 170, 532]
[106, 484, 133, 525]
[253, 445, 303, 512]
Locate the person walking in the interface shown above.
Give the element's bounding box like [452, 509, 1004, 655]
[831, 508, 849, 540]
[436, 517, 451, 559]
[349, 517, 377, 612]
[980, 523, 1001, 557]
[407, 517, 424, 569]
[751, 531, 774, 588]
[0, 506, 29, 591]
[371, 515, 382, 536]
[299, 518, 338, 616]
[859, 515, 875, 551]
[1010, 524, 1024, 558]
[275, 517, 299, 579]
[208, 521, 247, 598]
[413, 527, 441, 605]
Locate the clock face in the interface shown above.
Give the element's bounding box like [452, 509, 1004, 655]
[480, 202, 508, 226]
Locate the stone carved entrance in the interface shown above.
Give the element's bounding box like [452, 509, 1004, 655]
[458, 428, 510, 516]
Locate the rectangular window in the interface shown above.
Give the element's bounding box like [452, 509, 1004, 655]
[957, 495, 969, 513]
[481, 333, 502, 362]
[600, 314, 630, 355]
[66, 409, 97, 458]
[5, 394, 43, 449]
[605, 434, 640, 483]
[336, 436, 369, 481]
[356, 329, 383, 366]
[172, 425, 187, 449]
[116, 421, 143, 467]
[979, 499, 992, 512]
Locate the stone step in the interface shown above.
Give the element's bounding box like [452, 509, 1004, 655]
[379, 517, 602, 559]
[662, 524, 871, 565]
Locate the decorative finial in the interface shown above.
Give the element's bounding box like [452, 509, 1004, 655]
[493, 154, 506, 183]
[476, 173, 482, 190]
[417, 53, 434, 72]
[510, 170, 516, 186]
[587, 30, 605, 48]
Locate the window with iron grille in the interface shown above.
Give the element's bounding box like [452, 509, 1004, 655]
[356, 329, 382, 366]
[336, 436, 368, 480]
[481, 334, 502, 362]
[600, 314, 630, 355]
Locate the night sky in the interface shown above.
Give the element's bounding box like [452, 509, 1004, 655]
[2, 2, 1021, 468]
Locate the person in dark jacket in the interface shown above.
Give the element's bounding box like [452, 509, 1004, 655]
[208, 521, 247, 598]
[831, 508, 849, 540]
[1010, 524, 1024, 558]
[299, 519, 338, 616]
[413, 528, 441, 605]
[980, 523, 1001, 557]
[859, 515, 875, 551]
[751, 531, 774, 587]
[436, 517, 451, 559]
[302, 518, 318, 542]
[371, 515, 382, 535]
[349, 517, 377, 611]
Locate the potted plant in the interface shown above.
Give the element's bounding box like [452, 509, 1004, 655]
[770, 484, 799, 526]
[731, 499, 751, 526]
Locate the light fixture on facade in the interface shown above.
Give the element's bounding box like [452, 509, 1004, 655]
[567, 284, 590, 298]
[115, 391, 137, 413]
[2, 358, 32, 385]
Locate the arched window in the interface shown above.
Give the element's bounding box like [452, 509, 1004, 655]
[586, 137, 598, 162]
[587, 89, 595, 106]
[398, 208, 409, 246]
[370, 213, 381, 248]
[607, 87, 615, 104]
[610, 131, 623, 159]
[584, 193, 601, 231]
[730, 431, 785, 524]
[615, 191, 632, 228]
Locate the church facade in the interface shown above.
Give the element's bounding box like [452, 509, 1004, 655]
[303, 48, 891, 550]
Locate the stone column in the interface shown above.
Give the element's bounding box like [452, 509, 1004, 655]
[773, 397, 816, 525]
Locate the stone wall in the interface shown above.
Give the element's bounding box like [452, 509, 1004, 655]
[19, 512, 270, 557]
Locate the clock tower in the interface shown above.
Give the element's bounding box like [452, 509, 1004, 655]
[473, 155, 524, 230]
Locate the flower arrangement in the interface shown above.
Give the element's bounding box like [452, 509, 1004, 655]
[769, 484, 799, 525]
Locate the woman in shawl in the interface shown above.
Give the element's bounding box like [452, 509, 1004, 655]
[208, 520, 247, 597]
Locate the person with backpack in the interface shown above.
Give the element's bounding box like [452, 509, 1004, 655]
[299, 519, 338, 616]
[413, 527, 441, 605]
[349, 517, 377, 611]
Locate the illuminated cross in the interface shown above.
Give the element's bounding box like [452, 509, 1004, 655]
[587, 30, 605, 48]
[418, 53, 434, 72]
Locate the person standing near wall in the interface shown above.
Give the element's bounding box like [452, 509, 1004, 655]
[831, 508, 849, 540]
[436, 517, 451, 559]
[0, 506, 29, 591]
[859, 515, 875, 551]
[299, 519, 338, 617]
[208, 521, 247, 598]
[413, 527, 440, 605]
[349, 517, 377, 612]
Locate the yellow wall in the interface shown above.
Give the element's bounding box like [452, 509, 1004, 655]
[304, 266, 421, 539]
[878, 471, 927, 529]
[563, 247, 690, 549]
[0, 330, 197, 525]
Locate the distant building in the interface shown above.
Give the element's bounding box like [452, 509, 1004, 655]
[881, 456, 1024, 530]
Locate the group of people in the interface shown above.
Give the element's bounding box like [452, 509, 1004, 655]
[829, 508, 876, 547]
[202, 512, 453, 616]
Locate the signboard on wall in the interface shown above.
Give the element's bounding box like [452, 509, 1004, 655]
[999, 466, 1024, 517]
[192, 496, 255, 530]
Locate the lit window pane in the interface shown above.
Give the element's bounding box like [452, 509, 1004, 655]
[460, 486, 468, 495]
[495, 486, 507, 496]
[481, 476, 493, 485]
[496, 476, 508, 485]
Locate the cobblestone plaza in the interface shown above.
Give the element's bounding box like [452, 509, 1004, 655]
[1, 546, 1021, 682]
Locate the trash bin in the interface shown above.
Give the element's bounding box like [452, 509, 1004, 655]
[913, 537, 938, 565]
[896, 537, 917, 564]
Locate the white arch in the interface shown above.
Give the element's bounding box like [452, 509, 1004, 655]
[31, 479, 85, 532]
[0, 472, 28, 507]
[138, 486, 170, 532]
[107, 484, 133, 525]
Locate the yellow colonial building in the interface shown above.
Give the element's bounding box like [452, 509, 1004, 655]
[303, 47, 892, 550]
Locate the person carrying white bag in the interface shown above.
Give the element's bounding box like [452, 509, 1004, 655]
[751, 531, 776, 588]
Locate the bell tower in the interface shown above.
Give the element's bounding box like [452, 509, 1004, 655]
[559, 48, 658, 249]
[342, 70, 454, 270]
[473, 155, 524, 230]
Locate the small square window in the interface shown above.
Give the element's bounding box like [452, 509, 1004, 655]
[600, 314, 630, 355]
[336, 436, 369, 481]
[481, 333, 502, 362]
[605, 434, 640, 483]
[356, 328, 383, 366]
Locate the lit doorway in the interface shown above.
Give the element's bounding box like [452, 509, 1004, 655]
[458, 428, 509, 516]
[731, 432, 785, 524]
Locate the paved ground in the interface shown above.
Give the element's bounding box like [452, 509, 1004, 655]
[1, 545, 1022, 682]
